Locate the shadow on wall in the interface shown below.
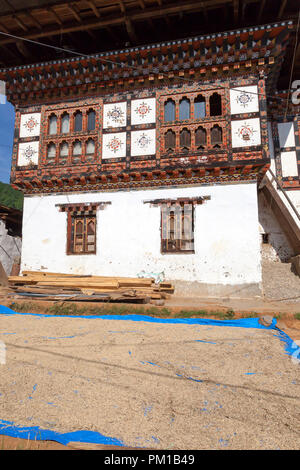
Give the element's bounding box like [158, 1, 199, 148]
[258, 191, 294, 262]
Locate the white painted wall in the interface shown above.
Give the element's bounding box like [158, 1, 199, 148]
[267, 122, 300, 230]
[20, 182, 261, 286]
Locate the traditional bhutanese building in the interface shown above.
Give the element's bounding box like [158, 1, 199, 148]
[0, 20, 299, 297]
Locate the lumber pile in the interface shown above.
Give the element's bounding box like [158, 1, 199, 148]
[7, 271, 174, 304]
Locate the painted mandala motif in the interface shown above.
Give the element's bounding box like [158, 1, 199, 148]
[235, 123, 257, 142]
[135, 132, 152, 149]
[23, 144, 38, 161]
[135, 101, 152, 119]
[106, 136, 124, 153]
[23, 116, 39, 133]
[106, 105, 125, 125]
[236, 91, 254, 109]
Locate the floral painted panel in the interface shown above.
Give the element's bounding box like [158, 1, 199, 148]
[19, 113, 41, 138]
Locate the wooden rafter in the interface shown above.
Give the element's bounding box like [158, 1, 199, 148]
[0, 0, 233, 47]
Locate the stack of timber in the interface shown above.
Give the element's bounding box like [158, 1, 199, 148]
[7, 271, 174, 304]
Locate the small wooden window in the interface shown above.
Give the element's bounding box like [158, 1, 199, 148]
[47, 143, 56, 160]
[86, 138, 95, 156]
[87, 110, 96, 131]
[68, 213, 97, 254]
[211, 125, 223, 147]
[59, 142, 68, 163]
[161, 203, 194, 253]
[74, 111, 83, 132]
[179, 98, 190, 120]
[209, 93, 222, 116]
[61, 113, 70, 134]
[194, 95, 206, 119]
[195, 126, 207, 148]
[164, 99, 175, 122]
[164, 129, 176, 152]
[180, 128, 191, 150]
[48, 114, 57, 135]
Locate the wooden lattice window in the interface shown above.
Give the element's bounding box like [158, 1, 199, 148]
[211, 124, 223, 147]
[209, 93, 222, 116]
[164, 129, 176, 151]
[195, 126, 207, 149]
[161, 203, 194, 253]
[68, 213, 97, 255]
[180, 128, 191, 150]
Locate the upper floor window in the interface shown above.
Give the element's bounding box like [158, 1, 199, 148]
[164, 99, 175, 122]
[47, 143, 56, 160]
[194, 95, 206, 119]
[195, 126, 207, 149]
[209, 93, 222, 116]
[86, 138, 95, 156]
[74, 111, 82, 132]
[60, 142, 69, 159]
[73, 140, 82, 156]
[48, 114, 57, 135]
[211, 125, 223, 147]
[180, 128, 191, 150]
[87, 110, 96, 131]
[179, 98, 190, 120]
[164, 130, 176, 152]
[61, 113, 70, 134]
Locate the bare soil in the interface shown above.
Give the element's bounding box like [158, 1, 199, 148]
[0, 311, 299, 450]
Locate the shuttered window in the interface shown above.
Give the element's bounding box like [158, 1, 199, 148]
[69, 214, 96, 254]
[161, 203, 194, 253]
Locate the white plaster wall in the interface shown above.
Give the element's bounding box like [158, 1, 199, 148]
[267, 122, 300, 230]
[20, 182, 261, 285]
[0, 220, 22, 274]
[258, 191, 294, 262]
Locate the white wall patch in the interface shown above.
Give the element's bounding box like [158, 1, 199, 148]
[278, 122, 295, 148]
[103, 102, 127, 129]
[19, 113, 41, 138]
[131, 129, 156, 156]
[280, 151, 298, 177]
[231, 118, 261, 148]
[230, 86, 259, 115]
[131, 98, 156, 125]
[102, 132, 127, 159]
[18, 141, 39, 166]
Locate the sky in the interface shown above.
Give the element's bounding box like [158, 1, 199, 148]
[0, 99, 15, 184]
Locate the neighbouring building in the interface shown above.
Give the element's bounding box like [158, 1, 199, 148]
[0, 204, 22, 275]
[0, 20, 299, 297]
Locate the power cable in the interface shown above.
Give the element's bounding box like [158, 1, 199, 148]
[0, 29, 296, 104]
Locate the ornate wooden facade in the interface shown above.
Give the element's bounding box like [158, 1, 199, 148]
[0, 21, 295, 195]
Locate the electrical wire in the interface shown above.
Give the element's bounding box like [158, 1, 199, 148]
[0, 28, 296, 104]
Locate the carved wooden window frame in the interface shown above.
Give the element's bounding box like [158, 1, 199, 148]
[56, 202, 111, 256]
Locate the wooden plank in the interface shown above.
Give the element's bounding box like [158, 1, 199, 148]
[36, 281, 120, 289]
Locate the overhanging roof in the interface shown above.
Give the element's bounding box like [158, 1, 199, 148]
[0, 0, 298, 90]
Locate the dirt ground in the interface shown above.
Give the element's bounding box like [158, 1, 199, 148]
[0, 309, 299, 450]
